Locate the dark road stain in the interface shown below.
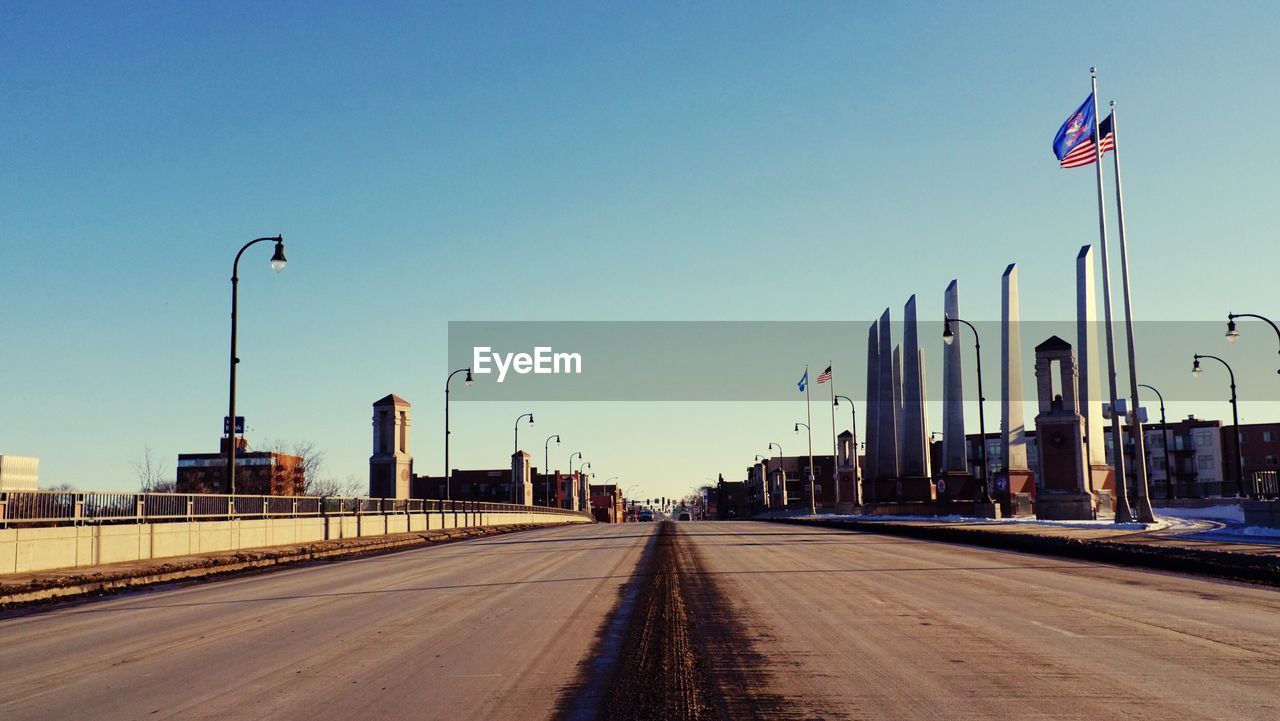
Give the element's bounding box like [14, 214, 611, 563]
[556, 522, 844, 721]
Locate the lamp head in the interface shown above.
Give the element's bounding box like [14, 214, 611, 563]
[942, 318, 955, 346]
[270, 238, 287, 273]
[464, 369, 474, 387]
[794, 423, 800, 433]
[529, 413, 535, 424]
[1192, 358, 1202, 379]
[1226, 319, 1239, 344]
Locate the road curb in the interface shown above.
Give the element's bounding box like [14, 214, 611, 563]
[765, 517, 1280, 587]
[0, 523, 575, 608]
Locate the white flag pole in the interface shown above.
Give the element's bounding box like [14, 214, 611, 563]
[1110, 100, 1156, 523]
[1090, 67, 1134, 523]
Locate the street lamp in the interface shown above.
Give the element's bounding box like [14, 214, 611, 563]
[514, 412, 534, 455]
[580, 462, 592, 512]
[1193, 354, 1247, 497]
[544, 434, 560, 507]
[768, 442, 782, 458]
[795, 422, 816, 515]
[444, 367, 473, 500]
[1226, 313, 1280, 374]
[1139, 383, 1175, 500]
[226, 235, 286, 495]
[943, 315, 991, 503]
[754, 454, 765, 462]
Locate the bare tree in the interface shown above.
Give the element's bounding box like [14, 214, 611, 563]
[132, 446, 175, 493]
[256, 439, 329, 495]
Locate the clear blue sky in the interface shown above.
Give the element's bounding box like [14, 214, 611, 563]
[3, 1, 1277, 498]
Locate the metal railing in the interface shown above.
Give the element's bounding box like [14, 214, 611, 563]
[0, 490, 592, 527]
[1251, 470, 1280, 499]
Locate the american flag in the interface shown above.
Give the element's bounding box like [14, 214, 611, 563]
[1060, 112, 1115, 169]
[816, 365, 832, 384]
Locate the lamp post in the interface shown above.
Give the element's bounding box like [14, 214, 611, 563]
[444, 367, 473, 500]
[1139, 384, 1175, 500]
[514, 413, 534, 455]
[835, 394, 860, 495]
[755, 454, 765, 462]
[943, 316, 991, 504]
[544, 434, 560, 507]
[569, 451, 582, 509]
[580, 461, 591, 512]
[1193, 354, 1246, 497]
[226, 235, 287, 495]
[795, 422, 815, 515]
[1226, 313, 1280, 375]
[768, 442, 782, 459]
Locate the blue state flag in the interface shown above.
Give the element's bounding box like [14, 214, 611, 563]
[1052, 95, 1096, 162]
[797, 369, 808, 392]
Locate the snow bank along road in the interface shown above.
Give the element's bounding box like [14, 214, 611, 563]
[1, 521, 1277, 720]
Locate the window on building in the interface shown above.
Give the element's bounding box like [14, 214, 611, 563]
[398, 411, 407, 453]
[1239, 431, 1248, 444]
[1264, 431, 1276, 443]
[1198, 455, 1215, 470]
[1266, 455, 1278, 466]
[1150, 433, 1165, 448]
[1195, 432, 1213, 447]
[1149, 456, 1166, 470]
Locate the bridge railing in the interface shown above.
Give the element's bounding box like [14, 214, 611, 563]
[1251, 470, 1279, 499]
[0, 490, 592, 528]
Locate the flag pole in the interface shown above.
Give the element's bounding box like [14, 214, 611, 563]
[828, 362, 840, 509]
[1090, 67, 1134, 523]
[805, 364, 816, 516]
[1110, 100, 1156, 523]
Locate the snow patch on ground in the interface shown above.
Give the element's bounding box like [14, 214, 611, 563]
[804, 513, 1167, 532]
[1153, 504, 1245, 524]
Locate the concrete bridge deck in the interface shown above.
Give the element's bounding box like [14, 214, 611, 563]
[1, 521, 1277, 720]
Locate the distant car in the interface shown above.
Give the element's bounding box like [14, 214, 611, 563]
[677, 512, 692, 521]
[638, 510, 654, 522]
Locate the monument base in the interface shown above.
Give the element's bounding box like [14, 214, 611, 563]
[871, 479, 900, 503]
[1036, 491, 1097, 520]
[899, 476, 935, 503]
[862, 500, 1000, 519]
[936, 471, 980, 501]
[994, 469, 1036, 517]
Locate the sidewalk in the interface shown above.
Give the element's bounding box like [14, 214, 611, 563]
[0, 523, 553, 607]
[767, 514, 1280, 587]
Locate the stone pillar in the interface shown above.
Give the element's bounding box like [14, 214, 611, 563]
[939, 280, 976, 500]
[1076, 245, 1116, 509]
[863, 320, 880, 495]
[998, 264, 1035, 515]
[770, 466, 788, 509]
[1033, 336, 1100, 519]
[511, 451, 533, 505]
[900, 296, 933, 501]
[369, 394, 413, 499]
[876, 309, 900, 495]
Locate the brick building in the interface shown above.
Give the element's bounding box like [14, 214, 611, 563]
[590, 483, 626, 523]
[177, 437, 305, 496]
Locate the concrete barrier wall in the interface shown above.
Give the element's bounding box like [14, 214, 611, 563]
[0, 511, 590, 575]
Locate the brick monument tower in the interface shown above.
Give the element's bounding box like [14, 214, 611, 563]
[369, 394, 413, 499]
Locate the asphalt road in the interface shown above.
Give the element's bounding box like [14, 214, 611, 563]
[676, 522, 1280, 720]
[3, 521, 1278, 720]
[0, 523, 656, 721]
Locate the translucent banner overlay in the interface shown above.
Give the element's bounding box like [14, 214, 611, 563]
[448, 321, 1280, 402]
